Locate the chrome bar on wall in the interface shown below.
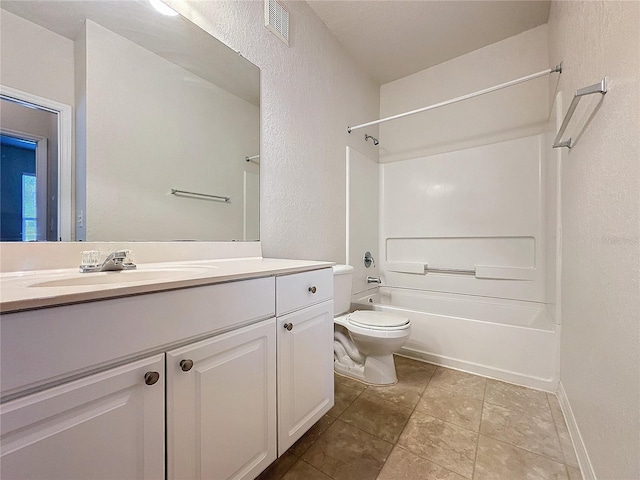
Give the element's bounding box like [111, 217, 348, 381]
[552, 78, 607, 149]
[387, 262, 476, 276]
[426, 266, 476, 276]
[245, 155, 260, 163]
[347, 63, 563, 133]
[170, 189, 230, 202]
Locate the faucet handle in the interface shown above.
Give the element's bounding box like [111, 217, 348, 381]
[81, 250, 100, 267]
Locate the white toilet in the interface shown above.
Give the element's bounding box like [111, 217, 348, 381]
[332, 265, 411, 385]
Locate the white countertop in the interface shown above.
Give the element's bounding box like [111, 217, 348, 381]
[0, 257, 333, 313]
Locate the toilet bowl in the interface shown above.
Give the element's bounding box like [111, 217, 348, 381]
[332, 265, 411, 385]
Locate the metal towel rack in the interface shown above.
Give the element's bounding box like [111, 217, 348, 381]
[245, 155, 260, 164]
[553, 78, 607, 149]
[170, 189, 230, 202]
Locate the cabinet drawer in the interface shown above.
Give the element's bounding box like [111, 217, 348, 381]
[276, 268, 332, 315]
[1, 277, 275, 398]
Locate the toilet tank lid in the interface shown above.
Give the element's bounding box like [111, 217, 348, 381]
[333, 265, 354, 275]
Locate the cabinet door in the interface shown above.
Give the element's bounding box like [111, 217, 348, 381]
[167, 318, 276, 480]
[277, 300, 334, 454]
[0, 354, 165, 480]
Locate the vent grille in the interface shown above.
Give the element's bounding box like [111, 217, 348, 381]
[265, 0, 289, 46]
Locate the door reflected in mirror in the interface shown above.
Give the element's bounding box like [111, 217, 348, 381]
[1, 98, 59, 241]
[0, 0, 260, 242]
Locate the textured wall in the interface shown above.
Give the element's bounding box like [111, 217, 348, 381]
[169, 0, 380, 262]
[548, 2, 640, 478]
[379, 25, 549, 163]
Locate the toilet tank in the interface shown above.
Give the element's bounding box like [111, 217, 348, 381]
[332, 265, 354, 316]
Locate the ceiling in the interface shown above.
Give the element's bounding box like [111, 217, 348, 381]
[306, 1, 551, 85]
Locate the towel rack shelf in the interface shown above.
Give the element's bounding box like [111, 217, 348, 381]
[170, 188, 230, 202]
[553, 78, 607, 149]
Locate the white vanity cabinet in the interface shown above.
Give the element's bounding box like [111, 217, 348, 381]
[0, 262, 334, 480]
[0, 354, 165, 480]
[276, 269, 334, 454]
[167, 318, 276, 480]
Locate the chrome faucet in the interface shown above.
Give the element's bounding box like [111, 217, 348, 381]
[366, 276, 381, 284]
[80, 250, 136, 273]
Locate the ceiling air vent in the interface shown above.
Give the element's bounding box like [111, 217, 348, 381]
[265, 0, 289, 46]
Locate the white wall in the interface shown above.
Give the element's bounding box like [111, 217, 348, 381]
[346, 147, 379, 294]
[168, 0, 380, 261]
[548, 2, 640, 479]
[379, 25, 549, 163]
[0, 10, 75, 108]
[77, 20, 259, 241]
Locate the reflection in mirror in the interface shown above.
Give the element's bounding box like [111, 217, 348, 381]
[0, 98, 59, 241]
[0, 0, 260, 242]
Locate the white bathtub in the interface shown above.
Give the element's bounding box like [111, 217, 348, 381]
[352, 287, 559, 391]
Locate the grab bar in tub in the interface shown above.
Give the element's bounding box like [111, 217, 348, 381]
[426, 266, 476, 275]
[387, 263, 475, 275]
[386, 263, 535, 280]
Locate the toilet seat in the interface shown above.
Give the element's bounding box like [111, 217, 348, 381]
[347, 310, 410, 331]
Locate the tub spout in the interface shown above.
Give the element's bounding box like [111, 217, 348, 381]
[367, 276, 381, 284]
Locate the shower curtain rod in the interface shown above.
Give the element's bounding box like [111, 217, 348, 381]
[347, 63, 563, 133]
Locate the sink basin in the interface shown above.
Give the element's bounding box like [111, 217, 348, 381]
[30, 266, 216, 288]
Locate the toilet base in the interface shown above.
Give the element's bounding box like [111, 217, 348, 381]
[334, 354, 398, 386]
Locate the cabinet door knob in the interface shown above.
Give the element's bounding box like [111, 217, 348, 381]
[284, 323, 293, 331]
[180, 359, 194, 372]
[308, 286, 317, 294]
[144, 371, 160, 386]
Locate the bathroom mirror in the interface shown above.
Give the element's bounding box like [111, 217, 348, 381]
[0, 0, 260, 242]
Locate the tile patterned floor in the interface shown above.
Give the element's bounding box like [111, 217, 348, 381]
[258, 356, 582, 480]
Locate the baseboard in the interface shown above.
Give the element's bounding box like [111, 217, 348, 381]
[557, 381, 596, 480]
[398, 347, 558, 392]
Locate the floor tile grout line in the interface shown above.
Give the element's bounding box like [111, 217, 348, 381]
[390, 443, 469, 480]
[479, 430, 567, 465]
[482, 401, 556, 424]
[376, 360, 437, 477]
[479, 433, 569, 468]
[392, 367, 479, 480]
[336, 417, 400, 448]
[479, 386, 567, 467]
[546, 391, 570, 455]
[471, 379, 488, 479]
[326, 362, 575, 480]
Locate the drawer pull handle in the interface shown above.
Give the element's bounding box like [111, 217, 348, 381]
[180, 359, 194, 372]
[284, 323, 293, 331]
[144, 371, 160, 386]
[308, 286, 317, 294]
